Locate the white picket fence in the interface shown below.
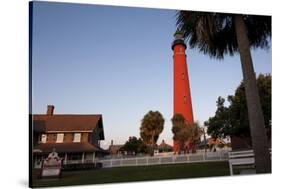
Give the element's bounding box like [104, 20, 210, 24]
[97, 151, 229, 168]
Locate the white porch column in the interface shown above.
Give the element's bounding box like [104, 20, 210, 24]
[64, 153, 67, 164]
[82, 152, 85, 164]
[93, 152, 96, 164]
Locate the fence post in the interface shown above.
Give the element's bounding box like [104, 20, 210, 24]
[146, 157, 148, 166]
[229, 162, 233, 175]
[203, 152, 205, 161]
[110, 159, 113, 168]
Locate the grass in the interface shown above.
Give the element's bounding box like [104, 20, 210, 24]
[31, 161, 229, 187]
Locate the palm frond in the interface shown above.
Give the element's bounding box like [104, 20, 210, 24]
[176, 11, 271, 59]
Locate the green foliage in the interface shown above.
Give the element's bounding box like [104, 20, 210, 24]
[140, 111, 164, 155]
[205, 74, 272, 143]
[140, 111, 164, 146]
[176, 11, 271, 59]
[188, 122, 203, 142]
[171, 114, 186, 140]
[171, 114, 202, 151]
[120, 136, 148, 154]
[204, 97, 232, 139]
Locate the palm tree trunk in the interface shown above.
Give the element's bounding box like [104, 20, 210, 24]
[204, 129, 207, 153]
[234, 15, 271, 173]
[150, 132, 155, 156]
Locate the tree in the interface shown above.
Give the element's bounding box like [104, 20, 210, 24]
[171, 114, 202, 154]
[187, 121, 203, 152]
[204, 97, 232, 139]
[176, 11, 271, 173]
[140, 111, 164, 156]
[120, 136, 148, 155]
[205, 74, 272, 148]
[171, 114, 188, 153]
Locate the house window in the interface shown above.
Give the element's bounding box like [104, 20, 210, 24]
[73, 133, 81, 143]
[182, 73, 185, 80]
[184, 96, 187, 104]
[56, 133, 64, 143]
[41, 134, 47, 143]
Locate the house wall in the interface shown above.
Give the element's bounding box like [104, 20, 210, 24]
[64, 133, 74, 143]
[47, 133, 57, 143]
[33, 133, 40, 145]
[89, 131, 99, 146]
[37, 132, 92, 144]
[81, 133, 88, 142]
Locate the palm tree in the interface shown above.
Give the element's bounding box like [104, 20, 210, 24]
[176, 11, 271, 173]
[140, 111, 164, 156]
[172, 114, 202, 153]
[171, 114, 186, 154]
[186, 122, 203, 153]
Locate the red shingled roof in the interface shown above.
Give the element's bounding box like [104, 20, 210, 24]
[33, 114, 102, 132]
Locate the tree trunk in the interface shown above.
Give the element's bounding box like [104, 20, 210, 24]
[150, 132, 155, 156]
[234, 15, 271, 173]
[204, 129, 207, 153]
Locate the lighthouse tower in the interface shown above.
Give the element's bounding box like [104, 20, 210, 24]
[172, 31, 194, 151]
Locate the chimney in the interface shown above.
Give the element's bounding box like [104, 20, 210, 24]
[47, 105, 54, 115]
[111, 140, 113, 146]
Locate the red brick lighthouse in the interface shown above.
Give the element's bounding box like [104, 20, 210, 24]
[172, 31, 194, 151]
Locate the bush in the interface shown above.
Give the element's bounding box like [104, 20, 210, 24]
[62, 162, 102, 171]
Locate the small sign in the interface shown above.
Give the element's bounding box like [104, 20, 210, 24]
[41, 149, 62, 178]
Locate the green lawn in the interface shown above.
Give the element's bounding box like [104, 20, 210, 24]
[31, 161, 230, 187]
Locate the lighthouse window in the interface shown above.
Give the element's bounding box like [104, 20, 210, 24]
[184, 96, 187, 103]
[182, 73, 185, 80]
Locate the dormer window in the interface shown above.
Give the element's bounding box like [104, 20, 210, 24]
[56, 133, 64, 143]
[73, 133, 81, 143]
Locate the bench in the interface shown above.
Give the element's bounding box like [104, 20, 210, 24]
[228, 150, 255, 175]
[228, 149, 271, 175]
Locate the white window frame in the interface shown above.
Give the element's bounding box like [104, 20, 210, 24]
[56, 133, 64, 143]
[73, 133, 81, 143]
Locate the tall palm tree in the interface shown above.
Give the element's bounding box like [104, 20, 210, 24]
[171, 113, 187, 154]
[186, 121, 203, 153]
[176, 11, 271, 173]
[172, 114, 202, 153]
[140, 111, 164, 156]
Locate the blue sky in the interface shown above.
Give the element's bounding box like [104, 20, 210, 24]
[32, 2, 272, 148]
